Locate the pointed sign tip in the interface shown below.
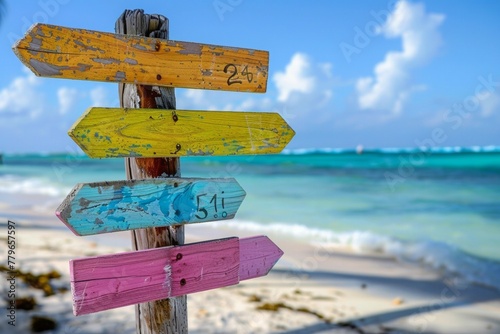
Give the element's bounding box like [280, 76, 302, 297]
[261, 235, 285, 263]
[55, 210, 81, 236]
[239, 235, 283, 281]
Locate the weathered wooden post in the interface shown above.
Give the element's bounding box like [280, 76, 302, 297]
[115, 10, 186, 333]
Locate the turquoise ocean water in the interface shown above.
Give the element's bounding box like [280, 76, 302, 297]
[1, 146, 499, 290]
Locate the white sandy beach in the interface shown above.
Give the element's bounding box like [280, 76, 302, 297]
[0, 202, 499, 334]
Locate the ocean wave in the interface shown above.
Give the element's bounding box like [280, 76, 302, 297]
[281, 147, 348, 155]
[210, 220, 500, 291]
[281, 146, 500, 156]
[4, 146, 500, 161]
[0, 175, 68, 197]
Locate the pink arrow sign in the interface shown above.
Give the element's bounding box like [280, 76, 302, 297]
[70, 236, 283, 315]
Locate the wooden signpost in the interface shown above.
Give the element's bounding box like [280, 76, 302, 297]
[13, 23, 269, 92]
[71, 236, 283, 315]
[117, 13, 188, 333]
[13, 9, 295, 333]
[69, 107, 295, 158]
[56, 178, 246, 236]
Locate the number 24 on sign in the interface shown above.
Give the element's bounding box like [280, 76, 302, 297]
[224, 64, 253, 86]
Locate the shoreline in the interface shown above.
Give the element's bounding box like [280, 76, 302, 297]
[0, 207, 499, 333]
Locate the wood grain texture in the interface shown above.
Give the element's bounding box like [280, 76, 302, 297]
[56, 178, 246, 236]
[70, 236, 283, 316]
[116, 11, 186, 334]
[69, 107, 295, 158]
[12, 23, 269, 92]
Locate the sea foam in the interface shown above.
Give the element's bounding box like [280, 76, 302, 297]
[0, 175, 67, 197]
[210, 220, 500, 291]
[281, 145, 500, 155]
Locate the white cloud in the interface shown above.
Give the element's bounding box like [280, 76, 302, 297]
[181, 89, 271, 113]
[478, 91, 500, 117]
[273, 54, 334, 125]
[57, 87, 79, 115]
[319, 63, 333, 79]
[90, 86, 108, 106]
[0, 68, 44, 118]
[184, 89, 205, 105]
[356, 0, 444, 114]
[220, 97, 274, 112]
[274, 53, 316, 102]
[177, 52, 335, 129]
[181, 89, 223, 111]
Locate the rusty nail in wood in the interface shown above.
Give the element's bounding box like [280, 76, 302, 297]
[176, 253, 182, 260]
[157, 74, 162, 80]
[180, 278, 186, 286]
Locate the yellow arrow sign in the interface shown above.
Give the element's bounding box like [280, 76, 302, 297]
[13, 24, 269, 92]
[69, 108, 295, 158]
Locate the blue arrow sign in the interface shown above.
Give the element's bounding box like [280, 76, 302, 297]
[56, 178, 246, 236]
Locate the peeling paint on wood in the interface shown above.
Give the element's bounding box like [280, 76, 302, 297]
[70, 236, 283, 315]
[56, 178, 246, 236]
[69, 107, 295, 158]
[13, 23, 269, 92]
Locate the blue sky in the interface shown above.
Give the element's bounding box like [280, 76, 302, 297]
[0, 0, 499, 153]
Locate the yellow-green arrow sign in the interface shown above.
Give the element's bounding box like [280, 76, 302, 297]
[13, 24, 269, 92]
[69, 107, 295, 158]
